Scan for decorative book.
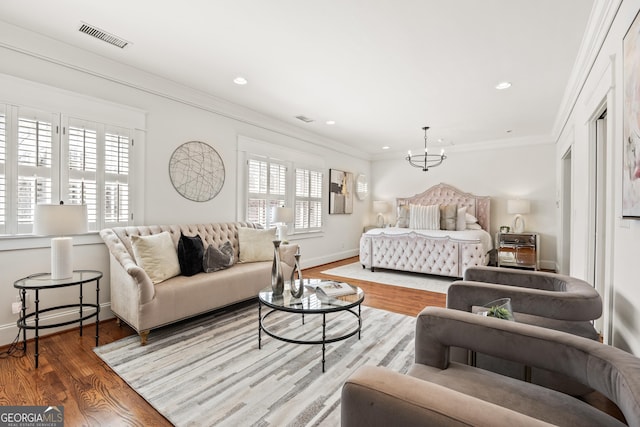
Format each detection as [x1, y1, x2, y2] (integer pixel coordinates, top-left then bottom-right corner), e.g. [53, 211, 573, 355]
[315, 281, 356, 297]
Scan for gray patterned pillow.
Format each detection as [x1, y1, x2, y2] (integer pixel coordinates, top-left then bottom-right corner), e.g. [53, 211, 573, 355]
[203, 241, 235, 273]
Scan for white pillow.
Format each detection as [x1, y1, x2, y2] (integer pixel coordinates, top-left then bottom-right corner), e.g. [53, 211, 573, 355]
[456, 206, 467, 231]
[465, 212, 479, 224]
[238, 227, 277, 262]
[131, 231, 181, 284]
[409, 204, 440, 230]
[466, 223, 482, 230]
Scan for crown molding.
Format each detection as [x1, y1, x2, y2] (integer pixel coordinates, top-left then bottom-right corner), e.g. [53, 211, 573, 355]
[552, 0, 623, 141]
[0, 20, 370, 161]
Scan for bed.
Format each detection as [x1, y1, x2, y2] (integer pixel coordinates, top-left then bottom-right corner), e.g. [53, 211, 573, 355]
[359, 183, 492, 278]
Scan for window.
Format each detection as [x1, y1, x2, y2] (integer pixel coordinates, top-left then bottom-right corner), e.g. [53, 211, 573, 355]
[246, 157, 287, 228]
[295, 168, 323, 231]
[0, 105, 134, 235]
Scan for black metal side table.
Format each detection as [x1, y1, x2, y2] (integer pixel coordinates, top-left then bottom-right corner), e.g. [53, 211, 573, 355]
[13, 270, 103, 368]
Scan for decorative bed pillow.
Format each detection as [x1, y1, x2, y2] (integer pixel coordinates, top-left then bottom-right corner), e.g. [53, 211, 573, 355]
[465, 212, 481, 229]
[439, 204, 457, 231]
[456, 206, 467, 231]
[203, 241, 234, 272]
[131, 231, 181, 284]
[395, 205, 410, 228]
[238, 227, 277, 262]
[467, 223, 483, 230]
[409, 204, 440, 230]
[178, 233, 204, 277]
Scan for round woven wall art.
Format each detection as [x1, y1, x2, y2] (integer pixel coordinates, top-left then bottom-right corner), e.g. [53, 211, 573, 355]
[169, 141, 225, 202]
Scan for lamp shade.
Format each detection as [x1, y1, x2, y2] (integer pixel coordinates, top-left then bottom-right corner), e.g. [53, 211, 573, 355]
[272, 206, 294, 224]
[507, 199, 530, 215]
[373, 200, 390, 214]
[34, 204, 88, 236]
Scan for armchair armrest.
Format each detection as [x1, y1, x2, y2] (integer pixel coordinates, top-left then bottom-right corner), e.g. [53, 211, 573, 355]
[342, 365, 551, 426]
[446, 280, 601, 321]
[414, 307, 640, 425]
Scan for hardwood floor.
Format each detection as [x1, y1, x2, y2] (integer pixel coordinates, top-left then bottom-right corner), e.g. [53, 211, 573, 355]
[0, 257, 623, 425]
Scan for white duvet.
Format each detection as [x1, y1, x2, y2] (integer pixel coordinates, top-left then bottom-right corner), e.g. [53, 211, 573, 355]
[364, 227, 493, 251]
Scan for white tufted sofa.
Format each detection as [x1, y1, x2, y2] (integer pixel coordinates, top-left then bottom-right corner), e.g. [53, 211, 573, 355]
[359, 183, 491, 278]
[100, 222, 297, 344]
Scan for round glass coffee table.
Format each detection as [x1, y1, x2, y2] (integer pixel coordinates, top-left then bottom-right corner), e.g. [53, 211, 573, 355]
[258, 279, 364, 372]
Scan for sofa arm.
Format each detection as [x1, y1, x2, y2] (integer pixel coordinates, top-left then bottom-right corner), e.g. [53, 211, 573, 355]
[341, 366, 551, 426]
[100, 228, 155, 304]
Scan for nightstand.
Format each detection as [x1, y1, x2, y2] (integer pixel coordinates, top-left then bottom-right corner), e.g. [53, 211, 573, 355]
[496, 232, 539, 270]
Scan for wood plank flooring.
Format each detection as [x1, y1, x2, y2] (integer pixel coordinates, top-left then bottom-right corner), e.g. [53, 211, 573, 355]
[0, 257, 623, 425]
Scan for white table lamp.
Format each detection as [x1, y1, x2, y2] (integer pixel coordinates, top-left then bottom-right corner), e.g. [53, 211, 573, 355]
[34, 203, 88, 280]
[373, 200, 390, 227]
[507, 199, 530, 234]
[272, 206, 294, 242]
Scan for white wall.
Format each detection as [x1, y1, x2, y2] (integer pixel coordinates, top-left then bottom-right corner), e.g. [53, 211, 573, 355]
[371, 140, 557, 269]
[556, 0, 640, 355]
[0, 22, 370, 346]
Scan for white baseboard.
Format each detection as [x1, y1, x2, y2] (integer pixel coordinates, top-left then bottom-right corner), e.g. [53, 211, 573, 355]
[301, 249, 359, 269]
[0, 302, 113, 348]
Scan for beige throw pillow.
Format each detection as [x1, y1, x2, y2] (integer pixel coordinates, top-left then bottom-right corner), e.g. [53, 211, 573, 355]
[131, 231, 181, 284]
[238, 227, 277, 263]
[439, 204, 457, 231]
[409, 204, 440, 230]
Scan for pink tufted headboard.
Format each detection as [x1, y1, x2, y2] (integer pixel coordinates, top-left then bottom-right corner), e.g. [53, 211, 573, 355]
[396, 183, 491, 232]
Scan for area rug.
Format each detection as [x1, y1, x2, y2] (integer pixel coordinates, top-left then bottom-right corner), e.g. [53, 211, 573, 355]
[322, 262, 455, 294]
[94, 303, 415, 426]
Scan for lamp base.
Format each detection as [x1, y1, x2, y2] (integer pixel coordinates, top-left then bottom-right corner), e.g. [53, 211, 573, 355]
[277, 224, 289, 243]
[512, 215, 525, 234]
[51, 237, 73, 280]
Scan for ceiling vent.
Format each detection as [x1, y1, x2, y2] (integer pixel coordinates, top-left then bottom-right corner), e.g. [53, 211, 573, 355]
[295, 115, 314, 123]
[78, 22, 129, 49]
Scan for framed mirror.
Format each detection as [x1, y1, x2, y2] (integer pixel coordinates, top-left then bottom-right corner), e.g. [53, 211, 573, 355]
[356, 174, 368, 200]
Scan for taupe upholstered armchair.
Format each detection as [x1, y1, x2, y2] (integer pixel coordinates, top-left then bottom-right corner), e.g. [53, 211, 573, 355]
[341, 307, 640, 427]
[446, 266, 603, 394]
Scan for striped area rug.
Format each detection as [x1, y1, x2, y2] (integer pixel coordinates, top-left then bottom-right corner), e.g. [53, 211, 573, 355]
[94, 302, 416, 426]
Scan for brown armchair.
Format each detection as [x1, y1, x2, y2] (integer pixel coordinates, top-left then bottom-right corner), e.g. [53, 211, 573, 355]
[342, 307, 640, 426]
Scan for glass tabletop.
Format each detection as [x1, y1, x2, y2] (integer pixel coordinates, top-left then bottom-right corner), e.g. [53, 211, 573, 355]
[14, 270, 103, 289]
[259, 278, 364, 313]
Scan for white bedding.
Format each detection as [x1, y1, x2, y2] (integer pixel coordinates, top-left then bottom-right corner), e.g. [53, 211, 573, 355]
[364, 227, 493, 251]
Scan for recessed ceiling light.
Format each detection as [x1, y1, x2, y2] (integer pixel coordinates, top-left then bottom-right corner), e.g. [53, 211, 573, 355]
[233, 76, 248, 85]
[382, 146, 390, 150]
[495, 81, 512, 90]
[325, 120, 336, 125]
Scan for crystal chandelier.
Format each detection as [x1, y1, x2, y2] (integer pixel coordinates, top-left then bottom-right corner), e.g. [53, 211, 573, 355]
[405, 126, 446, 171]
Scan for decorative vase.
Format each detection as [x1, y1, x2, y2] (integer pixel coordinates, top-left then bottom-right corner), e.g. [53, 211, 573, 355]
[271, 240, 284, 296]
[477, 298, 514, 321]
[289, 250, 304, 298]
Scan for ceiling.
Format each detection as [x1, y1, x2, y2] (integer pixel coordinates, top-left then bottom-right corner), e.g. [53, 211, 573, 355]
[0, 0, 594, 155]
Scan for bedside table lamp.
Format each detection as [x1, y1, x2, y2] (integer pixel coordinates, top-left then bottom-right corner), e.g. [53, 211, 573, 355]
[34, 203, 88, 280]
[507, 199, 530, 234]
[272, 206, 294, 242]
[373, 200, 390, 227]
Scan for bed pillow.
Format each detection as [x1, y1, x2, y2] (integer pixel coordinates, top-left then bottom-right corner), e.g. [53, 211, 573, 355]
[439, 204, 457, 231]
[203, 241, 235, 272]
[467, 223, 483, 230]
[131, 231, 181, 284]
[409, 204, 440, 230]
[395, 205, 410, 228]
[177, 233, 204, 277]
[456, 206, 467, 231]
[238, 227, 277, 262]
[465, 212, 481, 229]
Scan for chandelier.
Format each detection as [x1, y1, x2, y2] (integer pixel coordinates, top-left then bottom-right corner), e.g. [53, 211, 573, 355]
[405, 126, 446, 171]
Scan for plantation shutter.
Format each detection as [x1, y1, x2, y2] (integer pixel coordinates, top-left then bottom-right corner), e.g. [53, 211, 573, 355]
[246, 157, 287, 228]
[17, 111, 55, 233]
[67, 123, 98, 228]
[104, 130, 130, 225]
[295, 168, 323, 231]
[0, 109, 5, 234]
